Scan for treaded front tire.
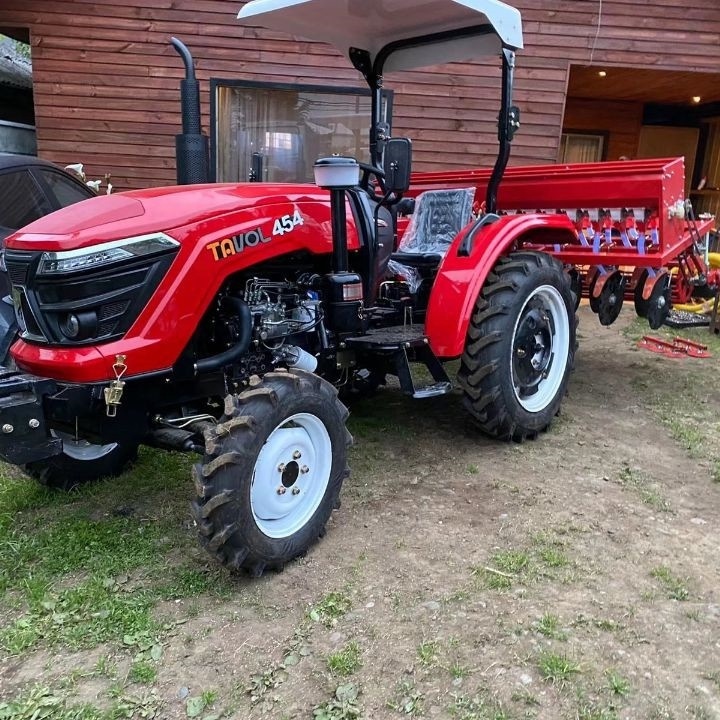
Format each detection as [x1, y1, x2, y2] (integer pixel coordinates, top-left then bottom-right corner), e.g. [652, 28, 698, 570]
[191, 369, 351, 577]
[457, 251, 577, 441]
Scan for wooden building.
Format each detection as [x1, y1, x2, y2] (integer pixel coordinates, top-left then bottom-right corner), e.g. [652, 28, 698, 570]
[1, 0, 719, 214]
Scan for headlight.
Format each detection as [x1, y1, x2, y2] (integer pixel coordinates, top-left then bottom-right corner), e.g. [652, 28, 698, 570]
[37, 232, 180, 275]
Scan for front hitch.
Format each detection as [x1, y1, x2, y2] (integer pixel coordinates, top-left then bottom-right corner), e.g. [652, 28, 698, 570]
[0, 369, 62, 465]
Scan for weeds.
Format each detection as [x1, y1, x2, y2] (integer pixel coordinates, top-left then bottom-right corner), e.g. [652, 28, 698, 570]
[327, 641, 362, 676]
[313, 683, 361, 720]
[649, 566, 689, 601]
[388, 680, 424, 716]
[618, 465, 671, 512]
[417, 640, 439, 667]
[605, 669, 630, 696]
[534, 613, 567, 640]
[310, 591, 352, 627]
[537, 651, 580, 687]
[448, 692, 510, 719]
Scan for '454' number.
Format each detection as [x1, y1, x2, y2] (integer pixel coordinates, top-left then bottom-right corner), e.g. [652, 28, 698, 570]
[273, 209, 304, 236]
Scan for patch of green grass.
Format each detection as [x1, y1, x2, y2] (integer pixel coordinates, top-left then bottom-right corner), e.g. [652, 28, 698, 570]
[310, 591, 352, 627]
[0, 685, 105, 720]
[449, 660, 470, 680]
[417, 640, 439, 667]
[448, 692, 510, 719]
[0, 577, 160, 653]
[605, 669, 630, 697]
[491, 550, 530, 574]
[537, 651, 580, 687]
[539, 547, 569, 567]
[650, 566, 689, 601]
[535, 613, 567, 640]
[577, 703, 618, 720]
[129, 659, 157, 684]
[618, 465, 671, 512]
[472, 549, 531, 590]
[327, 641, 362, 676]
[466, 464, 479, 475]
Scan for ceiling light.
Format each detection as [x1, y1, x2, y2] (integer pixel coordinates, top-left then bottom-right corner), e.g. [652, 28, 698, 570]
[692, 96, 702, 104]
[598, 70, 607, 78]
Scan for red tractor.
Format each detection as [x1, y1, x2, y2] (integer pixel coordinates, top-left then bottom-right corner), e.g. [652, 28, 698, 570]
[0, 0, 710, 575]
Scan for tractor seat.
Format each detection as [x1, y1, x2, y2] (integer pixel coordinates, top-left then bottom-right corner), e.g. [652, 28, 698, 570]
[391, 187, 475, 268]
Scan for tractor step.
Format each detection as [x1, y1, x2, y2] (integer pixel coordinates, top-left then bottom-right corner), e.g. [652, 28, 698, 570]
[346, 326, 452, 399]
[345, 324, 428, 350]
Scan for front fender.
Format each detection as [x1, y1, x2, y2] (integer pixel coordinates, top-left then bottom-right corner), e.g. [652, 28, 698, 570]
[425, 213, 577, 358]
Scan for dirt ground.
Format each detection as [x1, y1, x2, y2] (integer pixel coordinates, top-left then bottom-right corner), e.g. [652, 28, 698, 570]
[1, 305, 720, 719]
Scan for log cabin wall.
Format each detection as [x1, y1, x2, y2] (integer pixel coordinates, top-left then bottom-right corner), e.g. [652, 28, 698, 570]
[0, 0, 718, 191]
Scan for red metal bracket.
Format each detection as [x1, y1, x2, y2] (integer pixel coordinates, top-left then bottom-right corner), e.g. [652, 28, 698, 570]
[638, 335, 711, 358]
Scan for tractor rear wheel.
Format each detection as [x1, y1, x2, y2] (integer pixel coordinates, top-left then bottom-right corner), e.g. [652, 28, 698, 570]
[458, 251, 577, 441]
[191, 369, 351, 576]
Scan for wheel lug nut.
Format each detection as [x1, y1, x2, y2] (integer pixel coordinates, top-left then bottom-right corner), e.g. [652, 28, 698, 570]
[291, 487, 300, 495]
[277, 486, 286, 495]
[301, 465, 309, 474]
[292, 450, 301, 459]
[277, 463, 285, 473]
[516, 348, 526, 358]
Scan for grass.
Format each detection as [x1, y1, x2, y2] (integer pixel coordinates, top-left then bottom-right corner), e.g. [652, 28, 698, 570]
[605, 669, 630, 697]
[417, 640, 439, 667]
[537, 651, 580, 687]
[327, 641, 362, 676]
[388, 680, 424, 716]
[535, 613, 567, 640]
[649, 566, 690, 601]
[448, 692, 510, 719]
[309, 591, 352, 627]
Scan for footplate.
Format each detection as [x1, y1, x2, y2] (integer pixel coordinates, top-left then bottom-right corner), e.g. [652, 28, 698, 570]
[345, 326, 452, 398]
[0, 369, 62, 464]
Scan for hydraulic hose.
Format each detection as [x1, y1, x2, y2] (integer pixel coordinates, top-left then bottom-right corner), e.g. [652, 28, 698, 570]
[194, 297, 252, 374]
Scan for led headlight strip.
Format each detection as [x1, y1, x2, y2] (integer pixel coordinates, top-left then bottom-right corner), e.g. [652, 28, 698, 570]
[37, 232, 180, 275]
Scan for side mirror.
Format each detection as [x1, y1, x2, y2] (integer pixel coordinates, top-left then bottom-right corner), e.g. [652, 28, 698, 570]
[383, 138, 412, 194]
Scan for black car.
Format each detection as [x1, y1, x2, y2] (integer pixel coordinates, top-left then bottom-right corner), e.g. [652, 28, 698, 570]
[0, 153, 97, 363]
[0, 153, 96, 243]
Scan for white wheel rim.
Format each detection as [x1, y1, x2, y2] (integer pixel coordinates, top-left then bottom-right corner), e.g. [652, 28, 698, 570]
[510, 284, 570, 413]
[250, 412, 332, 539]
[52, 430, 118, 461]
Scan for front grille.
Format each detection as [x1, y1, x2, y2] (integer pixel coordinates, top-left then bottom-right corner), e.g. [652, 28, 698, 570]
[18, 250, 177, 346]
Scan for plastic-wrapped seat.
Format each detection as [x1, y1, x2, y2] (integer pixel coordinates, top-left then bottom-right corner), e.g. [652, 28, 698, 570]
[392, 187, 474, 262]
[389, 187, 474, 291]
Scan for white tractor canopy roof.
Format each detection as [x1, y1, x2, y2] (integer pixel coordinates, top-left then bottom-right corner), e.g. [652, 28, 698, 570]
[237, 0, 523, 73]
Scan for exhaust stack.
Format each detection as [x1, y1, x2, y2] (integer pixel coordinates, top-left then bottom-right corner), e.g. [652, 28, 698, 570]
[171, 37, 210, 184]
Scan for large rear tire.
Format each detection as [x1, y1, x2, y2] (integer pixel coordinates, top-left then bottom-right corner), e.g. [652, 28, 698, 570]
[457, 251, 577, 441]
[191, 369, 351, 576]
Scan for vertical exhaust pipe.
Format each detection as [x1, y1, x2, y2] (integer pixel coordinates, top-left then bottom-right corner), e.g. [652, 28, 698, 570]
[171, 37, 210, 184]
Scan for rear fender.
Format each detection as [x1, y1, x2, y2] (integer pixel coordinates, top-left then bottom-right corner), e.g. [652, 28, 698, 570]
[425, 213, 577, 358]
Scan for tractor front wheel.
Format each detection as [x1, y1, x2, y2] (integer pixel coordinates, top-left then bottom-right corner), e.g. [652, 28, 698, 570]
[458, 251, 577, 441]
[191, 369, 351, 576]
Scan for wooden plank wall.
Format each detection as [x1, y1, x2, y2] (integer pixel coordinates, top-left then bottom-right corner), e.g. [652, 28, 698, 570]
[563, 98, 644, 161]
[0, 0, 718, 191]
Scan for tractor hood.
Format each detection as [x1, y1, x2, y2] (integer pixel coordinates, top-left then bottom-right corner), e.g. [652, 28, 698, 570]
[238, 0, 523, 72]
[6, 182, 328, 251]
